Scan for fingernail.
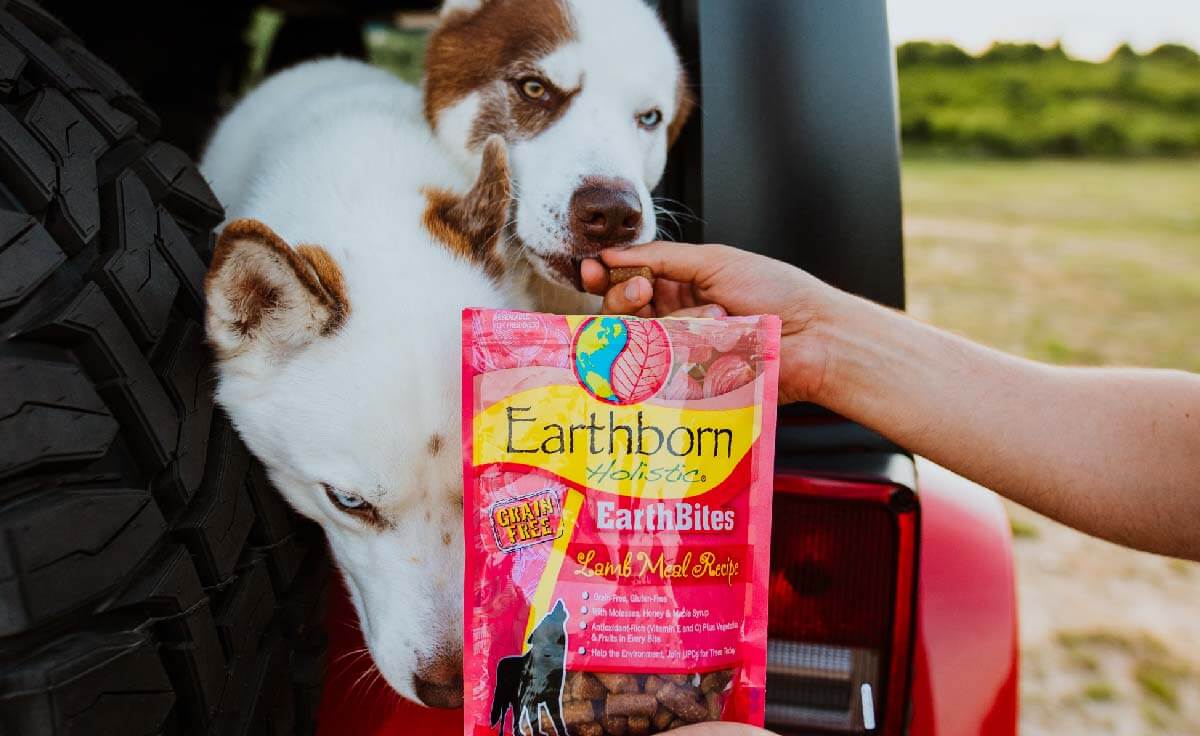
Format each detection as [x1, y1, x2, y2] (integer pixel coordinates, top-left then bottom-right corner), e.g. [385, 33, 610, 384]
[705, 305, 725, 318]
[624, 279, 642, 301]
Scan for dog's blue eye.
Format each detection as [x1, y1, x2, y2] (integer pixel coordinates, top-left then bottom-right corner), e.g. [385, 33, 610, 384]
[323, 484, 370, 513]
[637, 109, 663, 130]
[335, 492, 363, 508]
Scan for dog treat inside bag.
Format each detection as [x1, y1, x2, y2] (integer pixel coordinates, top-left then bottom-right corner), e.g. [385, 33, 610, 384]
[463, 309, 781, 735]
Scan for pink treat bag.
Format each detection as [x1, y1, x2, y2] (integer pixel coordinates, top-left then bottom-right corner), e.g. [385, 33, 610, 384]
[463, 309, 781, 736]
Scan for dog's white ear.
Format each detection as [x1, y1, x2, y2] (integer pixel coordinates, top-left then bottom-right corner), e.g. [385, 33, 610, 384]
[205, 219, 350, 364]
[422, 135, 512, 281]
[439, 0, 489, 18]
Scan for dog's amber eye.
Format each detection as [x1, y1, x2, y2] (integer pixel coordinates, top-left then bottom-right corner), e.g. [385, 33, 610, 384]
[637, 108, 663, 130]
[517, 77, 550, 103]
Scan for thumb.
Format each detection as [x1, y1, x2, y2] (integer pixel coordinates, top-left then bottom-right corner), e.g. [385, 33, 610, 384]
[602, 275, 654, 316]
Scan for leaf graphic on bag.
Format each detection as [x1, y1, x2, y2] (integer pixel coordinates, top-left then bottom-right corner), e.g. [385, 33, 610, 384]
[611, 319, 671, 402]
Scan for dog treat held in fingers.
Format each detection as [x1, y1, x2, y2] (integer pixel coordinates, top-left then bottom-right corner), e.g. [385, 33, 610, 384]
[609, 266, 655, 285]
[464, 310, 781, 735]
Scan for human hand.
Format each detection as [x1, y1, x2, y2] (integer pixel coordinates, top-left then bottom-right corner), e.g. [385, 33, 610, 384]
[581, 242, 845, 405]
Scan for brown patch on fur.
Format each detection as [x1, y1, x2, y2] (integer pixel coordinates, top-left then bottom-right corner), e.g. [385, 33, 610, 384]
[422, 135, 512, 280]
[425, 0, 577, 141]
[466, 77, 581, 149]
[427, 434, 445, 455]
[295, 244, 350, 333]
[207, 219, 351, 342]
[442, 532, 452, 546]
[667, 71, 695, 147]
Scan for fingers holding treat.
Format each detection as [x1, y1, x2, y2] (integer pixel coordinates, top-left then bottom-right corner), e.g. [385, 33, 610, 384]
[600, 274, 655, 317]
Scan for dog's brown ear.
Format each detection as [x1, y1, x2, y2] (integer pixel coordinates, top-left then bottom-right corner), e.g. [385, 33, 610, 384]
[205, 219, 350, 363]
[667, 71, 695, 147]
[422, 135, 511, 281]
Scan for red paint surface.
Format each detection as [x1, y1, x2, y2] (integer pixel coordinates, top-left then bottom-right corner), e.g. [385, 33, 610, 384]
[907, 459, 1019, 736]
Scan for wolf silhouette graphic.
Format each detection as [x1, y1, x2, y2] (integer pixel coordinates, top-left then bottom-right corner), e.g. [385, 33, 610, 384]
[490, 600, 569, 736]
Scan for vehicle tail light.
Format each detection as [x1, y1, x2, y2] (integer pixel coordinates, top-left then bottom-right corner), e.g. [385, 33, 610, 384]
[766, 474, 917, 734]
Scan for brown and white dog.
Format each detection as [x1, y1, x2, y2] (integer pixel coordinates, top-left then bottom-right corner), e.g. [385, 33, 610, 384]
[426, 0, 692, 307]
[198, 0, 690, 709]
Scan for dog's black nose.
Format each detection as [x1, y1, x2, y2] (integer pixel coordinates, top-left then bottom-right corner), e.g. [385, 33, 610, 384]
[413, 651, 464, 708]
[569, 178, 643, 251]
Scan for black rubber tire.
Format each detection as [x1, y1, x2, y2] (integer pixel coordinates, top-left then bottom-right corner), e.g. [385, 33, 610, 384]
[0, 2, 330, 735]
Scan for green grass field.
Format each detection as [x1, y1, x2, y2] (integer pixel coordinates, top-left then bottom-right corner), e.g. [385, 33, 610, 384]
[898, 43, 1200, 157]
[902, 158, 1200, 372]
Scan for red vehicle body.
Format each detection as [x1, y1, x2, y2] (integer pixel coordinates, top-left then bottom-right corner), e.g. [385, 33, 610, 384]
[315, 456, 1018, 735]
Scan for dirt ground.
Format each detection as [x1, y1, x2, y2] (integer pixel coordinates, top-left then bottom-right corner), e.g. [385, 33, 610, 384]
[902, 158, 1200, 735]
[1007, 502, 1200, 735]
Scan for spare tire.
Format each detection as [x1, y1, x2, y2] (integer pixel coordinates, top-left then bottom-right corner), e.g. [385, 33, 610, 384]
[0, 2, 329, 734]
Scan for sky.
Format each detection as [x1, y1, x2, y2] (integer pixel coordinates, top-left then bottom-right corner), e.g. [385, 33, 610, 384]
[887, 0, 1200, 61]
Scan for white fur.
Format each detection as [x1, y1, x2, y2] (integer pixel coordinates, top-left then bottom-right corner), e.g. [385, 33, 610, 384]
[434, 94, 483, 173]
[429, 0, 685, 303]
[201, 58, 529, 704]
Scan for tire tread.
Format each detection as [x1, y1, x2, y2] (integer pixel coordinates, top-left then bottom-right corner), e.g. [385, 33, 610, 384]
[0, 4, 327, 734]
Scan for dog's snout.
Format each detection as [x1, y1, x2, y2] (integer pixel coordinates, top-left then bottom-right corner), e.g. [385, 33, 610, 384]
[569, 178, 643, 250]
[413, 650, 464, 709]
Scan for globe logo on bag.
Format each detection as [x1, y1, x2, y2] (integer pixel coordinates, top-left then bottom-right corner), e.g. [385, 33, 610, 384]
[571, 316, 671, 404]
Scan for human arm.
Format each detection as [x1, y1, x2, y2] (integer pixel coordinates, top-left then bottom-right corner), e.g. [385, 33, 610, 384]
[583, 244, 1200, 561]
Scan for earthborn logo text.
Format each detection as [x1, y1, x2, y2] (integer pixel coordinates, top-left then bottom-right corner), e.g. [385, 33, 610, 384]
[572, 316, 671, 405]
[490, 489, 564, 552]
